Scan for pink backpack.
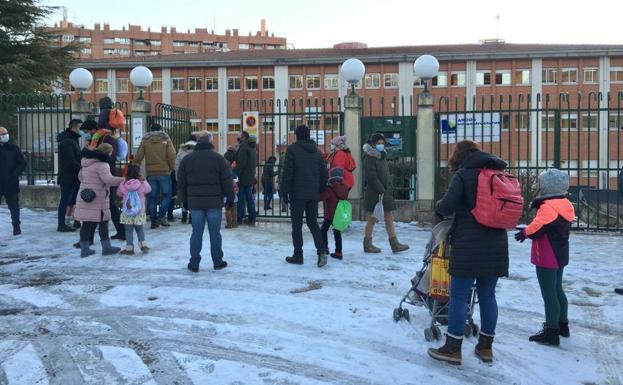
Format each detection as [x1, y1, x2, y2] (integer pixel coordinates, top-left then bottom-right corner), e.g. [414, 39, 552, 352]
[471, 169, 524, 230]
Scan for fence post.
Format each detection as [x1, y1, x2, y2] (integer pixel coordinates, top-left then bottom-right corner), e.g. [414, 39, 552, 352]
[344, 94, 363, 200]
[554, 109, 561, 169]
[416, 91, 435, 201]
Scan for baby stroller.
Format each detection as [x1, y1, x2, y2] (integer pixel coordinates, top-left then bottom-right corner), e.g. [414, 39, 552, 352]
[392, 219, 479, 342]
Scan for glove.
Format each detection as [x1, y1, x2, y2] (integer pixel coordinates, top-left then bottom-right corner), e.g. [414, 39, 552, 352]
[514, 230, 527, 243]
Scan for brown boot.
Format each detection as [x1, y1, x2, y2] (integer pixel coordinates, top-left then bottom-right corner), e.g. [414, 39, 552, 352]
[232, 206, 238, 228]
[389, 237, 409, 253]
[363, 237, 381, 253]
[475, 333, 494, 363]
[225, 207, 233, 229]
[428, 334, 463, 365]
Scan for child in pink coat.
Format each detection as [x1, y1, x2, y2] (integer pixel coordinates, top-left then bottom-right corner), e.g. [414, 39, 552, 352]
[117, 164, 152, 255]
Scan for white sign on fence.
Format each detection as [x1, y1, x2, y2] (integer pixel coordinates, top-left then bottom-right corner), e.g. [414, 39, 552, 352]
[132, 117, 143, 147]
[310, 130, 325, 145]
[439, 113, 501, 143]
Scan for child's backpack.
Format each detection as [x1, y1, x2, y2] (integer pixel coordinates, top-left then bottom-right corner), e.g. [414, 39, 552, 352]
[108, 108, 126, 130]
[333, 200, 353, 231]
[122, 189, 142, 217]
[471, 169, 523, 230]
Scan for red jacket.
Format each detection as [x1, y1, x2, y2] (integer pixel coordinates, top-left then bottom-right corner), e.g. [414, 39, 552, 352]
[320, 180, 350, 220]
[329, 149, 356, 189]
[525, 198, 575, 268]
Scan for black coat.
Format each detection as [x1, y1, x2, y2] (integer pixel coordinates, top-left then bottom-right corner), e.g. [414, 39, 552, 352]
[262, 161, 275, 185]
[281, 139, 327, 201]
[234, 140, 257, 187]
[436, 150, 509, 278]
[177, 141, 235, 210]
[56, 130, 82, 188]
[0, 141, 26, 196]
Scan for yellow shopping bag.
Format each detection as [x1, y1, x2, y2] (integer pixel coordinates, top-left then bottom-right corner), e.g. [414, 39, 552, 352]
[429, 240, 451, 301]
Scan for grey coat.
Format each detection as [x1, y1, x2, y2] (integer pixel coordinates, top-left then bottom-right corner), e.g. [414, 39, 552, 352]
[363, 144, 396, 212]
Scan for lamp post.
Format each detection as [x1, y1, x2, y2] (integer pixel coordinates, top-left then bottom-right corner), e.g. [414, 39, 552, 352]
[414, 54, 439, 92]
[130, 65, 153, 101]
[340, 58, 365, 95]
[69, 68, 93, 120]
[129, 66, 154, 152]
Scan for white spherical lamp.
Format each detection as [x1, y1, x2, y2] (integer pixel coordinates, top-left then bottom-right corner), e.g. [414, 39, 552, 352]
[340, 58, 365, 94]
[414, 55, 439, 91]
[69, 68, 93, 100]
[130, 66, 153, 100]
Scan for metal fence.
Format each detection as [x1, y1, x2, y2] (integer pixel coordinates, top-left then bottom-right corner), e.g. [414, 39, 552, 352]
[240, 98, 344, 218]
[152, 103, 196, 151]
[435, 92, 623, 231]
[0, 93, 73, 184]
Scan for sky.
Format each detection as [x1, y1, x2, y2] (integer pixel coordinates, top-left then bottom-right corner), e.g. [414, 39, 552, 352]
[43, 0, 623, 48]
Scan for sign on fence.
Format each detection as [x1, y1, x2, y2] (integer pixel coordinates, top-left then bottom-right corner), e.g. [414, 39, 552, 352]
[439, 113, 501, 143]
[131, 117, 143, 147]
[243, 111, 259, 143]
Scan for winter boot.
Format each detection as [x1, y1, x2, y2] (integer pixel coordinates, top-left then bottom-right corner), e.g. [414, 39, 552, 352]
[159, 218, 170, 227]
[214, 260, 228, 270]
[150, 218, 160, 229]
[529, 325, 560, 346]
[101, 239, 121, 256]
[225, 207, 233, 229]
[140, 241, 150, 254]
[57, 224, 77, 232]
[475, 334, 494, 363]
[12, 224, 21, 236]
[80, 241, 96, 258]
[187, 263, 199, 273]
[181, 210, 188, 224]
[428, 334, 463, 365]
[389, 237, 409, 253]
[330, 252, 343, 260]
[231, 207, 238, 228]
[74, 240, 93, 249]
[559, 322, 570, 338]
[363, 237, 381, 253]
[120, 246, 135, 256]
[317, 253, 328, 268]
[285, 255, 304, 265]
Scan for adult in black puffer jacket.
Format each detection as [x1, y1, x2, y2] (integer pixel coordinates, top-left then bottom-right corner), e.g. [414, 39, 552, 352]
[428, 140, 509, 366]
[281, 125, 328, 267]
[56, 119, 83, 231]
[234, 132, 257, 225]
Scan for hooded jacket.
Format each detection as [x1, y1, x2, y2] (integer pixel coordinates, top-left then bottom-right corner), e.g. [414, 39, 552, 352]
[281, 139, 327, 201]
[56, 129, 82, 187]
[116, 178, 152, 216]
[133, 130, 176, 176]
[234, 139, 257, 187]
[436, 150, 509, 278]
[525, 197, 575, 268]
[320, 179, 350, 220]
[362, 144, 396, 212]
[175, 140, 196, 174]
[329, 149, 356, 189]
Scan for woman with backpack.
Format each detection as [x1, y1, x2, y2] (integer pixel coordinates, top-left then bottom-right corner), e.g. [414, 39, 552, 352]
[427, 140, 509, 365]
[117, 164, 152, 255]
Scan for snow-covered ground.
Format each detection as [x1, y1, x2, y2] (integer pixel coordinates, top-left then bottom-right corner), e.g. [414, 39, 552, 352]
[0, 207, 621, 385]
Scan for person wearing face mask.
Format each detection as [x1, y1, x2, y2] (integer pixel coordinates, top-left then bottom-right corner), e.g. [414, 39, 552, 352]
[326, 136, 356, 191]
[56, 119, 83, 232]
[0, 126, 27, 236]
[362, 132, 409, 253]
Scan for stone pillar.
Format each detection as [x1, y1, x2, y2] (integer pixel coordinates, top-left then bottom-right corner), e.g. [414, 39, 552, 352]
[416, 90, 435, 201]
[599, 56, 611, 188]
[344, 93, 363, 200]
[131, 99, 151, 152]
[217, 67, 228, 153]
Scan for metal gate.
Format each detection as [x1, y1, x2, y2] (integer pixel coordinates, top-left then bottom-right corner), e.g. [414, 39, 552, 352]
[152, 103, 195, 150]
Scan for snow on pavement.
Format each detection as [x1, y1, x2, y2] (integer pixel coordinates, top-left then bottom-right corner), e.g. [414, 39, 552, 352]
[0, 207, 621, 385]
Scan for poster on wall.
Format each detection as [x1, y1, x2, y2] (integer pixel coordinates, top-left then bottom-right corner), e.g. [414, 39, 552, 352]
[243, 111, 260, 144]
[439, 113, 501, 143]
[131, 117, 143, 147]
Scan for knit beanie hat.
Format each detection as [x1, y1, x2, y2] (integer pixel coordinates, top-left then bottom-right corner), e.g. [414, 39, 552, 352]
[328, 167, 344, 183]
[537, 168, 569, 199]
[95, 142, 113, 155]
[331, 135, 347, 149]
[295, 125, 310, 140]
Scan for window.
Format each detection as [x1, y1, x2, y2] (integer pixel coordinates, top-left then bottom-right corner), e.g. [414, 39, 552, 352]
[239, 43, 249, 49]
[581, 160, 599, 177]
[189, 77, 202, 92]
[365, 73, 381, 89]
[496, 70, 511, 85]
[81, 48, 92, 55]
[206, 120, 219, 132]
[134, 40, 145, 45]
[610, 67, 623, 83]
[103, 48, 115, 56]
[228, 123, 242, 131]
[584, 68, 598, 84]
[135, 50, 146, 56]
[561, 68, 578, 84]
[609, 113, 622, 131]
[118, 48, 130, 56]
[450, 71, 466, 87]
[561, 114, 578, 130]
[306, 75, 321, 89]
[476, 71, 491, 86]
[172, 78, 185, 92]
[541, 114, 555, 129]
[413, 75, 425, 87]
[189, 41, 199, 48]
[114, 37, 130, 45]
[245, 76, 258, 90]
[190, 120, 202, 130]
[262, 117, 274, 132]
[150, 40, 161, 46]
[149, 78, 162, 92]
[104, 37, 115, 44]
[78, 36, 91, 43]
[384, 73, 398, 88]
[262, 76, 275, 90]
[150, 51, 159, 56]
[289, 75, 303, 89]
[542, 68, 557, 84]
[324, 116, 339, 132]
[228, 76, 241, 91]
[515, 69, 530, 85]
[116, 78, 129, 93]
[288, 117, 303, 131]
[324, 74, 338, 89]
[205, 77, 218, 91]
[501, 114, 511, 130]
[95, 79, 108, 93]
[432, 72, 448, 87]
[582, 113, 598, 131]
[515, 113, 530, 130]
[173, 41, 185, 47]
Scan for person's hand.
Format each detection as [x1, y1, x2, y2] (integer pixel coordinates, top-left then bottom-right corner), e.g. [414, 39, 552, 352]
[514, 230, 527, 243]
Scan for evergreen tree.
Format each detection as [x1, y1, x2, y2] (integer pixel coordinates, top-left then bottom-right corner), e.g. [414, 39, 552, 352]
[0, 0, 79, 94]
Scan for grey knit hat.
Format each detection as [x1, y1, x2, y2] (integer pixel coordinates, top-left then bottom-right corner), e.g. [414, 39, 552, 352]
[537, 169, 569, 199]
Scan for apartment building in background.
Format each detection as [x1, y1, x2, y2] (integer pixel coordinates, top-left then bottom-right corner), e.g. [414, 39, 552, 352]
[49, 19, 287, 59]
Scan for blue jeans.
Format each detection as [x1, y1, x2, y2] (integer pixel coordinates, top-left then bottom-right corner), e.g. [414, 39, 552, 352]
[147, 175, 172, 221]
[57, 184, 77, 227]
[237, 186, 256, 223]
[189, 208, 224, 268]
[447, 276, 499, 338]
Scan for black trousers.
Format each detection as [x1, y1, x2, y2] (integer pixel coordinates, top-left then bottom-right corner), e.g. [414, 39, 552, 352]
[0, 192, 20, 226]
[321, 219, 342, 253]
[290, 199, 323, 257]
[109, 187, 124, 236]
[80, 220, 109, 242]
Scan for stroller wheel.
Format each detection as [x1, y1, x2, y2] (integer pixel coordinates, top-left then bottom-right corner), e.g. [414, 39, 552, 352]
[393, 308, 403, 322]
[402, 308, 410, 322]
[463, 324, 473, 338]
[472, 323, 480, 337]
[424, 328, 435, 342]
[432, 326, 442, 340]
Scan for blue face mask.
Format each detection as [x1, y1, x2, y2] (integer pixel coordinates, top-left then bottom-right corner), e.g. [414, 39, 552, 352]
[81, 131, 92, 141]
[375, 144, 385, 152]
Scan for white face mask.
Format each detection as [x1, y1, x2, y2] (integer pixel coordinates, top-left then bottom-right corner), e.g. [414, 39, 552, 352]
[330, 144, 337, 151]
[0, 134, 9, 143]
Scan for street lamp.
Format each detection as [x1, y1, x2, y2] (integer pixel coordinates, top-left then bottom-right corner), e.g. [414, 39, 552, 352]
[130, 66, 153, 100]
[340, 58, 365, 95]
[414, 54, 439, 92]
[69, 68, 93, 101]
